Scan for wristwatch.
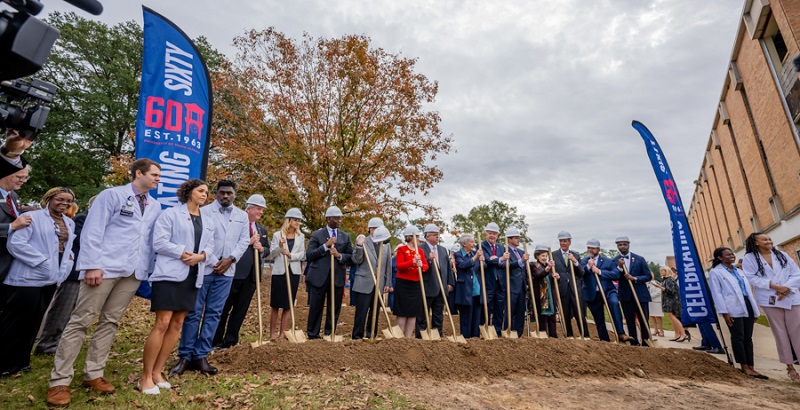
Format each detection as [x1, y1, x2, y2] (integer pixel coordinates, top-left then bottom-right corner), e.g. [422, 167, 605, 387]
[229, 256, 237, 263]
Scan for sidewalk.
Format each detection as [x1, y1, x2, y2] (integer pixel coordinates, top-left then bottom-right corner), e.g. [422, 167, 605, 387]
[595, 319, 791, 381]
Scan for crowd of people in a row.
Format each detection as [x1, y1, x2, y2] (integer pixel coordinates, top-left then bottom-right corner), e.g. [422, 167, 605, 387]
[0, 158, 798, 407]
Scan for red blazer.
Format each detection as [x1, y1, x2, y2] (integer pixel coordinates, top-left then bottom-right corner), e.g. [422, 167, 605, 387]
[395, 244, 428, 281]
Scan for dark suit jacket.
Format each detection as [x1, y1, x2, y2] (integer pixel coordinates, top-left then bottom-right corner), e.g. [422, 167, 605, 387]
[305, 227, 353, 288]
[0, 190, 21, 282]
[234, 222, 269, 281]
[552, 249, 586, 298]
[454, 250, 484, 306]
[66, 213, 87, 281]
[580, 255, 619, 302]
[611, 252, 652, 303]
[421, 241, 455, 297]
[501, 246, 527, 295]
[480, 241, 505, 292]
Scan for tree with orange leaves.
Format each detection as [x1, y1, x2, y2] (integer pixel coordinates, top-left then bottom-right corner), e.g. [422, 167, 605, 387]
[209, 28, 452, 233]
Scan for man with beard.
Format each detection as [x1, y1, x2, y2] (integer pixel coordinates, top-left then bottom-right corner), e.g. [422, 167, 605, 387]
[581, 239, 629, 342]
[612, 236, 652, 346]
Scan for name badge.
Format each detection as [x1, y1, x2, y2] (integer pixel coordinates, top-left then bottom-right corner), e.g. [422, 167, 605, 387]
[120, 209, 134, 217]
[769, 295, 776, 305]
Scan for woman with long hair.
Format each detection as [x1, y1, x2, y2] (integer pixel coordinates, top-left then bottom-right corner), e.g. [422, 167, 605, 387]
[742, 232, 800, 382]
[0, 187, 76, 377]
[140, 179, 214, 394]
[709, 246, 767, 379]
[661, 267, 688, 342]
[267, 208, 306, 340]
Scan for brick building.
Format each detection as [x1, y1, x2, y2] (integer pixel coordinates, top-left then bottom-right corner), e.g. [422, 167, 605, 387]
[688, 0, 800, 269]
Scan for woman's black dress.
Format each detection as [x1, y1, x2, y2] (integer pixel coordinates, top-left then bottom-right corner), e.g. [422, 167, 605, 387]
[151, 214, 202, 312]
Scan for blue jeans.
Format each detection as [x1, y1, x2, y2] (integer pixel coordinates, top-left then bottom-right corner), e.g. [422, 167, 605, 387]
[179, 274, 233, 360]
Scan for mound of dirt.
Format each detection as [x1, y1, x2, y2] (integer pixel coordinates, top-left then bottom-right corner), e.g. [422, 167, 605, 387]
[214, 266, 742, 384]
[213, 337, 741, 383]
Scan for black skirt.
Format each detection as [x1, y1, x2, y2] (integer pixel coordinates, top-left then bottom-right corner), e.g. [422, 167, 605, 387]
[393, 277, 422, 318]
[150, 269, 199, 312]
[270, 269, 300, 309]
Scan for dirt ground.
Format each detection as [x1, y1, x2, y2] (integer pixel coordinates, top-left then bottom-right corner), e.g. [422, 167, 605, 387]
[203, 267, 800, 409]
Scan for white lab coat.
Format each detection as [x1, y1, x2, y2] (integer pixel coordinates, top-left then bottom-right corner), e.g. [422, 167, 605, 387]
[4, 209, 76, 287]
[149, 203, 215, 288]
[742, 251, 800, 309]
[267, 231, 305, 276]
[200, 201, 250, 277]
[708, 264, 759, 318]
[76, 184, 162, 280]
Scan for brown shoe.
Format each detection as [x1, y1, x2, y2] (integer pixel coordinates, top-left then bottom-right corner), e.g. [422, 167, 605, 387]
[619, 334, 634, 343]
[46, 385, 71, 407]
[82, 377, 115, 394]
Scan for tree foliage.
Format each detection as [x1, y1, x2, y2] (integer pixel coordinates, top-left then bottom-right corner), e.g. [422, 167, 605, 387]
[208, 28, 452, 232]
[450, 201, 530, 242]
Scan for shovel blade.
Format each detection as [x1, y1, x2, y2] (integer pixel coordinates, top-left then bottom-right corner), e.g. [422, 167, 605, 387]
[324, 334, 344, 343]
[287, 330, 307, 344]
[250, 339, 268, 348]
[427, 330, 441, 341]
[390, 326, 404, 338]
[381, 328, 396, 339]
[480, 326, 498, 340]
[503, 330, 519, 339]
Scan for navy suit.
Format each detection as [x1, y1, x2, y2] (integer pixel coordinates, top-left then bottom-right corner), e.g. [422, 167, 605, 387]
[581, 255, 621, 342]
[553, 249, 588, 337]
[611, 252, 652, 345]
[480, 241, 505, 333]
[504, 246, 527, 337]
[454, 250, 483, 338]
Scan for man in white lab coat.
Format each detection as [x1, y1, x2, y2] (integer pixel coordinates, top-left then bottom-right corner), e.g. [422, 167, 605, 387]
[46, 159, 163, 407]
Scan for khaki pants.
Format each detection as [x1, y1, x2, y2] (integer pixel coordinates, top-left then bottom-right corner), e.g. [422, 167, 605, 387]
[49, 274, 140, 387]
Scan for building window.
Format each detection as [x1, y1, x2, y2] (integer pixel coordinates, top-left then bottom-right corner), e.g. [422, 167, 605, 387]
[764, 17, 789, 67]
[773, 30, 788, 63]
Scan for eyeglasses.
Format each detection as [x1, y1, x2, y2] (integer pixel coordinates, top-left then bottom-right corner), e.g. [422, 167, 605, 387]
[15, 175, 30, 182]
[52, 197, 74, 204]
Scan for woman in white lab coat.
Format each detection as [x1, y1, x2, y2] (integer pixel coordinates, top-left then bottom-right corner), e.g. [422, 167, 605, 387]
[708, 247, 767, 379]
[742, 233, 800, 382]
[0, 187, 76, 377]
[140, 179, 215, 394]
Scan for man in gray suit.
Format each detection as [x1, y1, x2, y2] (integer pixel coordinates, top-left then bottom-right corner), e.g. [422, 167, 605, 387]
[305, 206, 354, 339]
[416, 224, 455, 337]
[350, 224, 392, 339]
[552, 231, 588, 338]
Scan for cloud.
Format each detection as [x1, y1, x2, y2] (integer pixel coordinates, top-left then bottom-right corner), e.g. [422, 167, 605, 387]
[44, 0, 742, 263]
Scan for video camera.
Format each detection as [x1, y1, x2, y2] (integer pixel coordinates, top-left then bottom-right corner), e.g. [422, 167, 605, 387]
[0, 0, 102, 140]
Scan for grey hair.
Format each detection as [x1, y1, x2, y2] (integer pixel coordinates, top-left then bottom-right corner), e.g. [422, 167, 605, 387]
[458, 234, 475, 247]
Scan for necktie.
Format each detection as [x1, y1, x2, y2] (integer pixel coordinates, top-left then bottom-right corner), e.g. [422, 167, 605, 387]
[136, 193, 147, 214]
[512, 247, 520, 259]
[491, 244, 496, 256]
[220, 206, 231, 213]
[5, 194, 16, 218]
[563, 251, 569, 264]
[332, 229, 337, 238]
[250, 223, 254, 236]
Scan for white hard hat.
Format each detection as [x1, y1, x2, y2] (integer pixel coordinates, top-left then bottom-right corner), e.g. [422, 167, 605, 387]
[423, 224, 439, 234]
[245, 194, 266, 208]
[325, 206, 343, 217]
[484, 222, 500, 233]
[586, 238, 601, 248]
[534, 244, 549, 252]
[557, 231, 572, 240]
[450, 243, 461, 253]
[505, 227, 521, 238]
[402, 225, 420, 237]
[615, 236, 630, 243]
[373, 226, 391, 243]
[284, 208, 304, 220]
[368, 217, 384, 228]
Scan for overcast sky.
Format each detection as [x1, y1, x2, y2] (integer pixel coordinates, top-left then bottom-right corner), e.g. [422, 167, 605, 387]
[42, 0, 743, 263]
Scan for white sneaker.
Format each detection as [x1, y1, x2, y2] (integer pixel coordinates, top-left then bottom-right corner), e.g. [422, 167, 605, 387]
[156, 381, 171, 390]
[138, 382, 160, 395]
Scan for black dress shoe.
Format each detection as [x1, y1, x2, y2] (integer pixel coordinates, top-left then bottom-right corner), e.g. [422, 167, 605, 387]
[707, 348, 725, 355]
[692, 346, 711, 351]
[193, 358, 218, 375]
[168, 358, 192, 377]
[0, 365, 28, 378]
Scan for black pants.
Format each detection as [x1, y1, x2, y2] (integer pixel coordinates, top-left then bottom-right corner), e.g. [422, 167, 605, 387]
[538, 313, 557, 338]
[729, 301, 756, 366]
[306, 281, 343, 339]
[560, 286, 589, 337]
[621, 299, 650, 345]
[480, 282, 495, 327]
[491, 278, 505, 333]
[351, 290, 379, 339]
[458, 297, 481, 338]
[587, 297, 610, 341]
[0, 284, 57, 373]
[213, 278, 257, 348]
[416, 290, 444, 337]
